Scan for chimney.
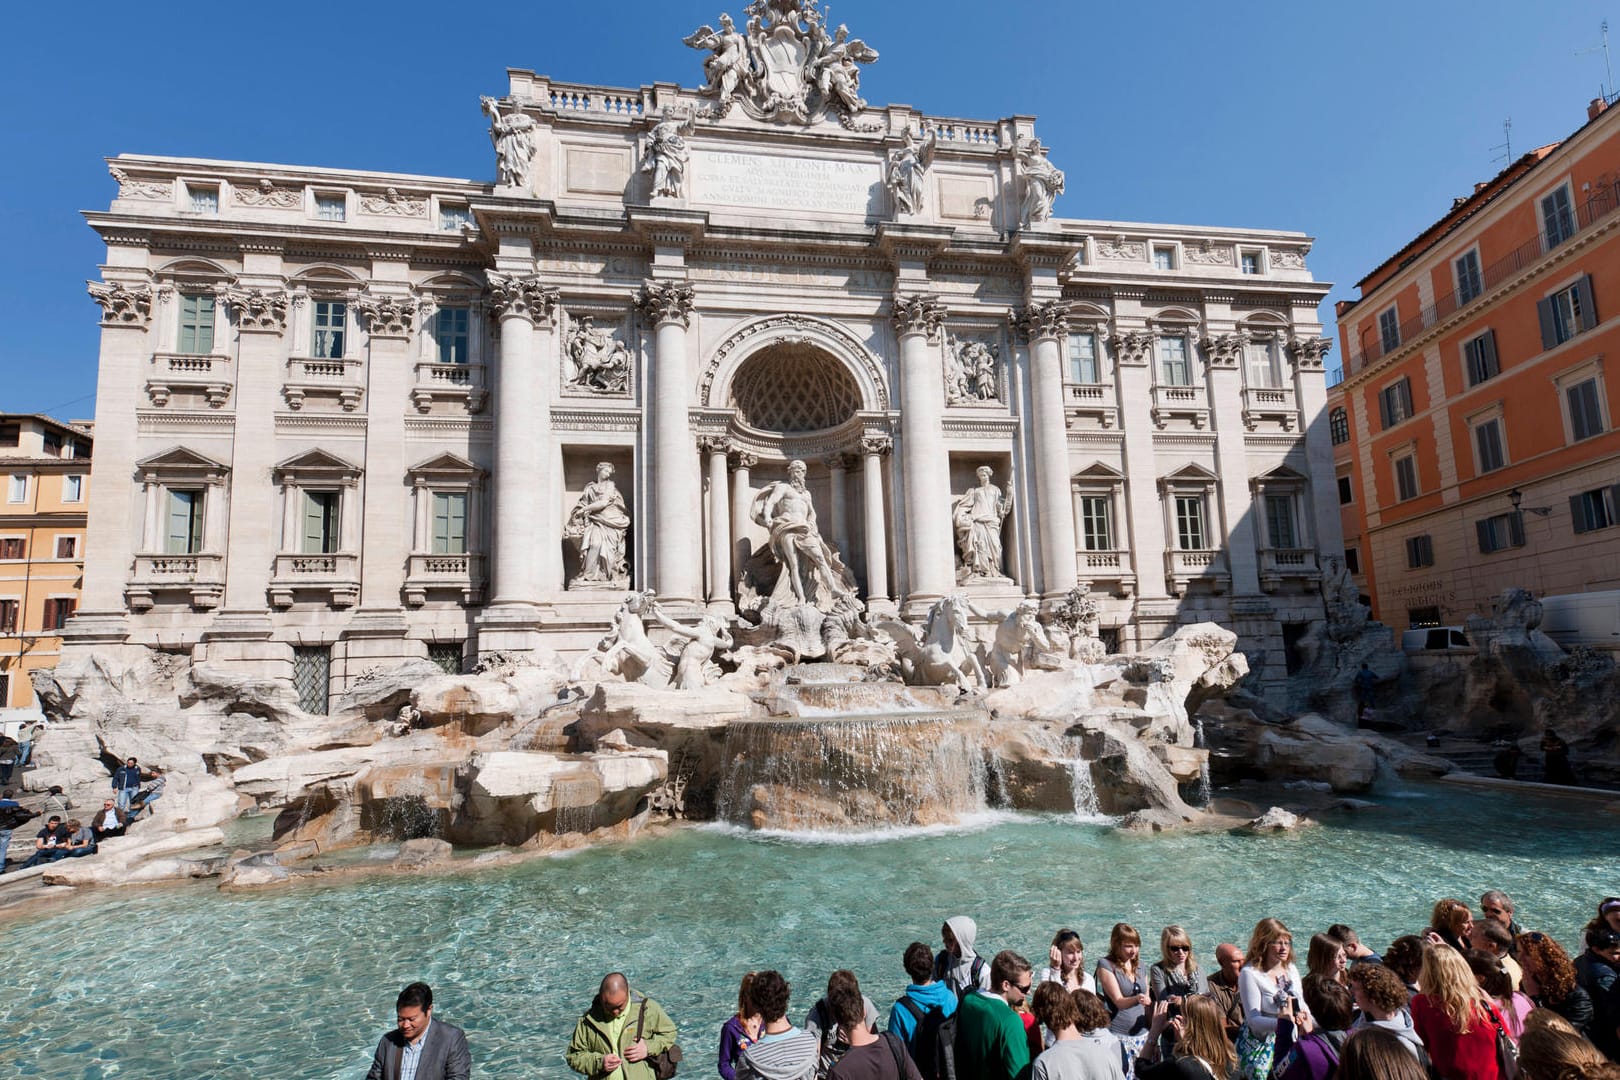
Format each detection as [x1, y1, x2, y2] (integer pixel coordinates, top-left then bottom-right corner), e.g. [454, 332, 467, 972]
[1590, 97, 1609, 122]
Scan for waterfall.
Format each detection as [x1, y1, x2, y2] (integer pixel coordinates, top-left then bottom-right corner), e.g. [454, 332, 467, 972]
[1066, 736, 1101, 818]
[1192, 717, 1213, 807]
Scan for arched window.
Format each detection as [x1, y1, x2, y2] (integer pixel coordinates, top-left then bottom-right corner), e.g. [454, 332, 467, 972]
[1329, 406, 1350, 445]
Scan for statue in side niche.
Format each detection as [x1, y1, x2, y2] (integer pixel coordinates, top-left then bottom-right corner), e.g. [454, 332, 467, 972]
[641, 112, 694, 199]
[564, 462, 631, 589]
[953, 466, 1014, 581]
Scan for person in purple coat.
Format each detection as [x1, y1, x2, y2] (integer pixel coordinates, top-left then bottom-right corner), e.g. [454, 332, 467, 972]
[719, 972, 762, 1080]
[1272, 980, 1354, 1080]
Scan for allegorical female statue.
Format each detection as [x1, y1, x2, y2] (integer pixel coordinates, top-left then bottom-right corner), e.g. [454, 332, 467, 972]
[564, 462, 630, 588]
[953, 466, 1013, 581]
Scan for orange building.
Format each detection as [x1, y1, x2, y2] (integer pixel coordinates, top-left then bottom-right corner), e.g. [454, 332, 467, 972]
[0, 414, 93, 707]
[1331, 97, 1620, 632]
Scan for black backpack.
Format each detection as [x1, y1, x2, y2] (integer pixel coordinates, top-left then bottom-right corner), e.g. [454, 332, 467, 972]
[895, 996, 957, 1080]
[932, 954, 986, 1002]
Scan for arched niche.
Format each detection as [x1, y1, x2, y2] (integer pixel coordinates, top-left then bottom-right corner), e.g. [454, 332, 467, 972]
[700, 313, 889, 415]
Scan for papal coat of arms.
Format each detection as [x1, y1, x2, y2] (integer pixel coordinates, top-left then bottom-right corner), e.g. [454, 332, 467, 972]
[684, 0, 878, 124]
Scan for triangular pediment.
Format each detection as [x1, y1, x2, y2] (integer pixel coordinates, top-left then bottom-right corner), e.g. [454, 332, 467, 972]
[1073, 461, 1125, 481]
[407, 451, 482, 478]
[273, 447, 360, 477]
[1256, 464, 1308, 483]
[1161, 461, 1219, 483]
[135, 446, 229, 472]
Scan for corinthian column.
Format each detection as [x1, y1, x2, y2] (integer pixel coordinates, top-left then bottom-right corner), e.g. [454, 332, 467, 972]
[701, 435, 733, 612]
[825, 453, 852, 557]
[860, 434, 892, 606]
[641, 281, 700, 604]
[484, 273, 558, 616]
[893, 293, 954, 606]
[1020, 301, 1079, 596]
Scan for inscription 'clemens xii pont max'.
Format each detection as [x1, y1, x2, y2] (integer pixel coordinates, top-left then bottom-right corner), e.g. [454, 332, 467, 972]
[690, 150, 882, 215]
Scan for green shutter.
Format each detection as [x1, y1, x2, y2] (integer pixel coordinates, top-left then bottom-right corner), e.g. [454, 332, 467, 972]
[303, 492, 337, 554]
[433, 493, 467, 554]
[166, 491, 197, 554]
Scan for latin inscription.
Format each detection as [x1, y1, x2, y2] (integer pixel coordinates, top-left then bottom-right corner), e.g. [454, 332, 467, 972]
[691, 150, 881, 215]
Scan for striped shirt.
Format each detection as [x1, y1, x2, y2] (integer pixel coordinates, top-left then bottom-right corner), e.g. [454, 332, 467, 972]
[737, 1026, 819, 1080]
[400, 1020, 430, 1080]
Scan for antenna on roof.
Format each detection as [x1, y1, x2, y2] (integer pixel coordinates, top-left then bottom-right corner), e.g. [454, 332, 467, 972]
[1575, 19, 1616, 104]
[1489, 118, 1513, 167]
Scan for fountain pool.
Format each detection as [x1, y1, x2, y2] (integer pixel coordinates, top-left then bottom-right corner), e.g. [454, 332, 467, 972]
[2, 783, 1612, 1079]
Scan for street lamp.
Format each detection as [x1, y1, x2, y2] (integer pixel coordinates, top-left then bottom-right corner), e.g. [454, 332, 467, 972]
[1507, 489, 1553, 517]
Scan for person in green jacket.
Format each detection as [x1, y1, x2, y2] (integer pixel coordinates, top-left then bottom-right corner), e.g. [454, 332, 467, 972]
[956, 950, 1035, 1080]
[566, 972, 678, 1080]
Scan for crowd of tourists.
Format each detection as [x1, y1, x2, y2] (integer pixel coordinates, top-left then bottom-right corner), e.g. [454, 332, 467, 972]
[370, 892, 1620, 1080]
[0, 755, 165, 874]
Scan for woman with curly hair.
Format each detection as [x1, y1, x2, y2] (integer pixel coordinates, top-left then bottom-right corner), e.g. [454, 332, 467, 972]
[1236, 918, 1310, 1080]
[1429, 899, 1475, 953]
[1518, 932, 1596, 1038]
[1385, 935, 1428, 994]
[1516, 1022, 1620, 1080]
[1410, 944, 1507, 1080]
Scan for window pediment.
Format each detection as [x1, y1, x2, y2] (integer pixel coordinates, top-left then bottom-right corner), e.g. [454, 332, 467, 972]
[273, 448, 361, 484]
[135, 446, 229, 483]
[407, 451, 484, 485]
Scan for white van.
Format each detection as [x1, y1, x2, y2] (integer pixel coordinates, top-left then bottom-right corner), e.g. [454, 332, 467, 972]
[1538, 590, 1620, 648]
[1401, 626, 1471, 651]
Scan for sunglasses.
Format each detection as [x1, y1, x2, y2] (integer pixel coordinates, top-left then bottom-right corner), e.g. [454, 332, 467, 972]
[1169, 945, 1191, 953]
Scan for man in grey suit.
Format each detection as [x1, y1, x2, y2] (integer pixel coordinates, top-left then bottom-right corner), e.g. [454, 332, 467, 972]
[367, 981, 471, 1080]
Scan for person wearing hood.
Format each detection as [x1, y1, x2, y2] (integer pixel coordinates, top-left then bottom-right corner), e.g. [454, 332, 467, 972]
[737, 970, 819, 1080]
[566, 972, 678, 1080]
[888, 942, 959, 1054]
[1347, 962, 1425, 1060]
[936, 916, 992, 999]
[804, 970, 879, 1078]
[1271, 981, 1354, 1080]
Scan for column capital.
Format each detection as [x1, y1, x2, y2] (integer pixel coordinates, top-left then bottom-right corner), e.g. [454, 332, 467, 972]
[1110, 328, 1158, 367]
[639, 280, 696, 327]
[87, 281, 154, 327]
[891, 293, 947, 341]
[485, 272, 559, 324]
[730, 449, 758, 470]
[1286, 335, 1332, 370]
[859, 433, 893, 457]
[355, 292, 419, 338]
[823, 452, 855, 471]
[697, 433, 732, 455]
[220, 286, 292, 333]
[1202, 331, 1247, 369]
[1012, 299, 1072, 343]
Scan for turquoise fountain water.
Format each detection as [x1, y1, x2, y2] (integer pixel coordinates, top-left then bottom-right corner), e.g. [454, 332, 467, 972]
[0, 783, 1611, 1079]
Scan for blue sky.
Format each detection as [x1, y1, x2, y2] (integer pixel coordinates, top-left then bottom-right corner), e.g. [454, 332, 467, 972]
[3, 0, 1616, 418]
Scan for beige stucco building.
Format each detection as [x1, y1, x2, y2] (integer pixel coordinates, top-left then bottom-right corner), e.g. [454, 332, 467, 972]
[69, 11, 1338, 709]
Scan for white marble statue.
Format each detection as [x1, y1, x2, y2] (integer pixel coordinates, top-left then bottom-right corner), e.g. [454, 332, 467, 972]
[944, 338, 999, 404]
[641, 112, 694, 199]
[752, 459, 856, 610]
[953, 466, 1014, 581]
[683, 14, 751, 106]
[885, 128, 934, 216]
[1017, 137, 1065, 228]
[480, 96, 537, 190]
[977, 598, 1053, 688]
[571, 591, 665, 684]
[685, 3, 878, 122]
[811, 24, 878, 114]
[564, 317, 631, 394]
[647, 601, 735, 690]
[879, 594, 986, 689]
[564, 462, 631, 589]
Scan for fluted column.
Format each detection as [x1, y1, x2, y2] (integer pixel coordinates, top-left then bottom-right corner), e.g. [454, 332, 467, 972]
[702, 436, 733, 612]
[893, 293, 954, 605]
[219, 285, 292, 615]
[354, 292, 417, 612]
[861, 434, 892, 605]
[485, 273, 558, 610]
[826, 453, 851, 557]
[1020, 301, 1079, 597]
[641, 281, 699, 604]
[730, 450, 756, 589]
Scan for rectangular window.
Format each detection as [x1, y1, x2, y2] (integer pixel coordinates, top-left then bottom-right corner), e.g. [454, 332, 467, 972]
[1174, 495, 1207, 550]
[1378, 377, 1414, 429]
[315, 194, 346, 221]
[439, 204, 472, 231]
[1541, 279, 1597, 347]
[1240, 251, 1261, 275]
[1378, 306, 1401, 353]
[1153, 246, 1176, 270]
[63, 475, 83, 502]
[428, 642, 465, 674]
[0, 538, 22, 559]
[1477, 512, 1525, 554]
[42, 597, 75, 631]
[1473, 417, 1506, 473]
[1542, 186, 1576, 248]
[302, 491, 341, 554]
[435, 307, 471, 365]
[1344, 547, 1360, 574]
[1245, 340, 1280, 388]
[1068, 332, 1100, 384]
[0, 424, 17, 447]
[1330, 407, 1350, 445]
[0, 599, 16, 633]
[1394, 453, 1419, 501]
[432, 492, 468, 554]
[1455, 250, 1483, 304]
[1570, 486, 1620, 533]
[7, 475, 26, 503]
[1463, 331, 1499, 386]
[1337, 476, 1354, 504]
[1265, 494, 1297, 548]
[1080, 495, 1113, 551]
[54, 536, 77, 559]
[177, 293, 216, 354]
[1567, 377, 1605, 441]
[312, 301, 346, 359]
[188, 184, 218, 214]
[1158, 336, 1192, 386]
[41, 431, 61, 457]
[165, 490, 204, 555]
[1405, 534, 1434, 569]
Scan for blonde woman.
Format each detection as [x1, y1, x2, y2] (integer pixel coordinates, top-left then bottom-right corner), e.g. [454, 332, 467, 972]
[1134, 996, 1237, 1080]
[1149, 926, 1208, 1006]
[1428, 899, 1475, 953]
[1236, 918, 1309, 1080]
[1096, 923, 1153, 1073]
[1517, 1023, 1620, 1080]
[1410, 945, 1506, 1080]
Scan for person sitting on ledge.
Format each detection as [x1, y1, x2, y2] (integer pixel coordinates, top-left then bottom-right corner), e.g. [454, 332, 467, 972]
[91, 799, 127, 842]
[63, 818, 96, 859]
[15, 815, 71, 871]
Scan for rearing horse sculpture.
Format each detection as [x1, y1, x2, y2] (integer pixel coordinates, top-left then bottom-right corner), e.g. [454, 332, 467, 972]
[878, 594, 986, 689]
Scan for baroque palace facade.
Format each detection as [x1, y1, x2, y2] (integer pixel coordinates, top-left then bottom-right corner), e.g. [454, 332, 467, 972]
[71, 7, 1338, 704]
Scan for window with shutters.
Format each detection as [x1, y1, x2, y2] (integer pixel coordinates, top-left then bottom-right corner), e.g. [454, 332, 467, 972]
[1240, 250, 1262, 275]
[7, 475, 26, 503]
[1337, 476, 1354, 504]
[54, 536, 77, 560]
[0, 538, 22, 559]
[312, 301, 346, 359]
[1541, 185, 1576, 249]
[1455, 249, 1484, 304]
[302, 491, 341, 554]
[1539, 277, 1597, 348]
[63, 475, 83, 503]
[314, 193, 346, 221]
[1174, 495, 1207, 550]
[1265, 494, 1297, 548]
[1378, 377, 1413, 429]
[1477, 512, 1525, 554]
[1393, 453, 1419, 501]
[1462, 331, 1499, 386]
[1245, 338, 1282, 388]
[1567, 377, 1605, 441]
[0, 424, 17, 447]
[1571, 486, 1620, 533]
[1068, 332, 1101, 384]
[1079, 495, 1113, 551]
[42, 431, 62, 457]
[1330, 406, 1350, 445]
[439, 203, 472, 231]
[164, 490, 205, 554]
[1153, 246, 1176, 270]
[187, 183, 219, 214]
[1158, 335, 1192, 386]
[178, 293, 216, 354]
[434, 307, 471, 365]
[432, 492, 468, 554]
[1472, 417, 1506, 473]
[1378, 306, 1401, 353]
[0, 598, 16, 632]
[1405, 534, 1434, 569]
[42, 597, 75, 630]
